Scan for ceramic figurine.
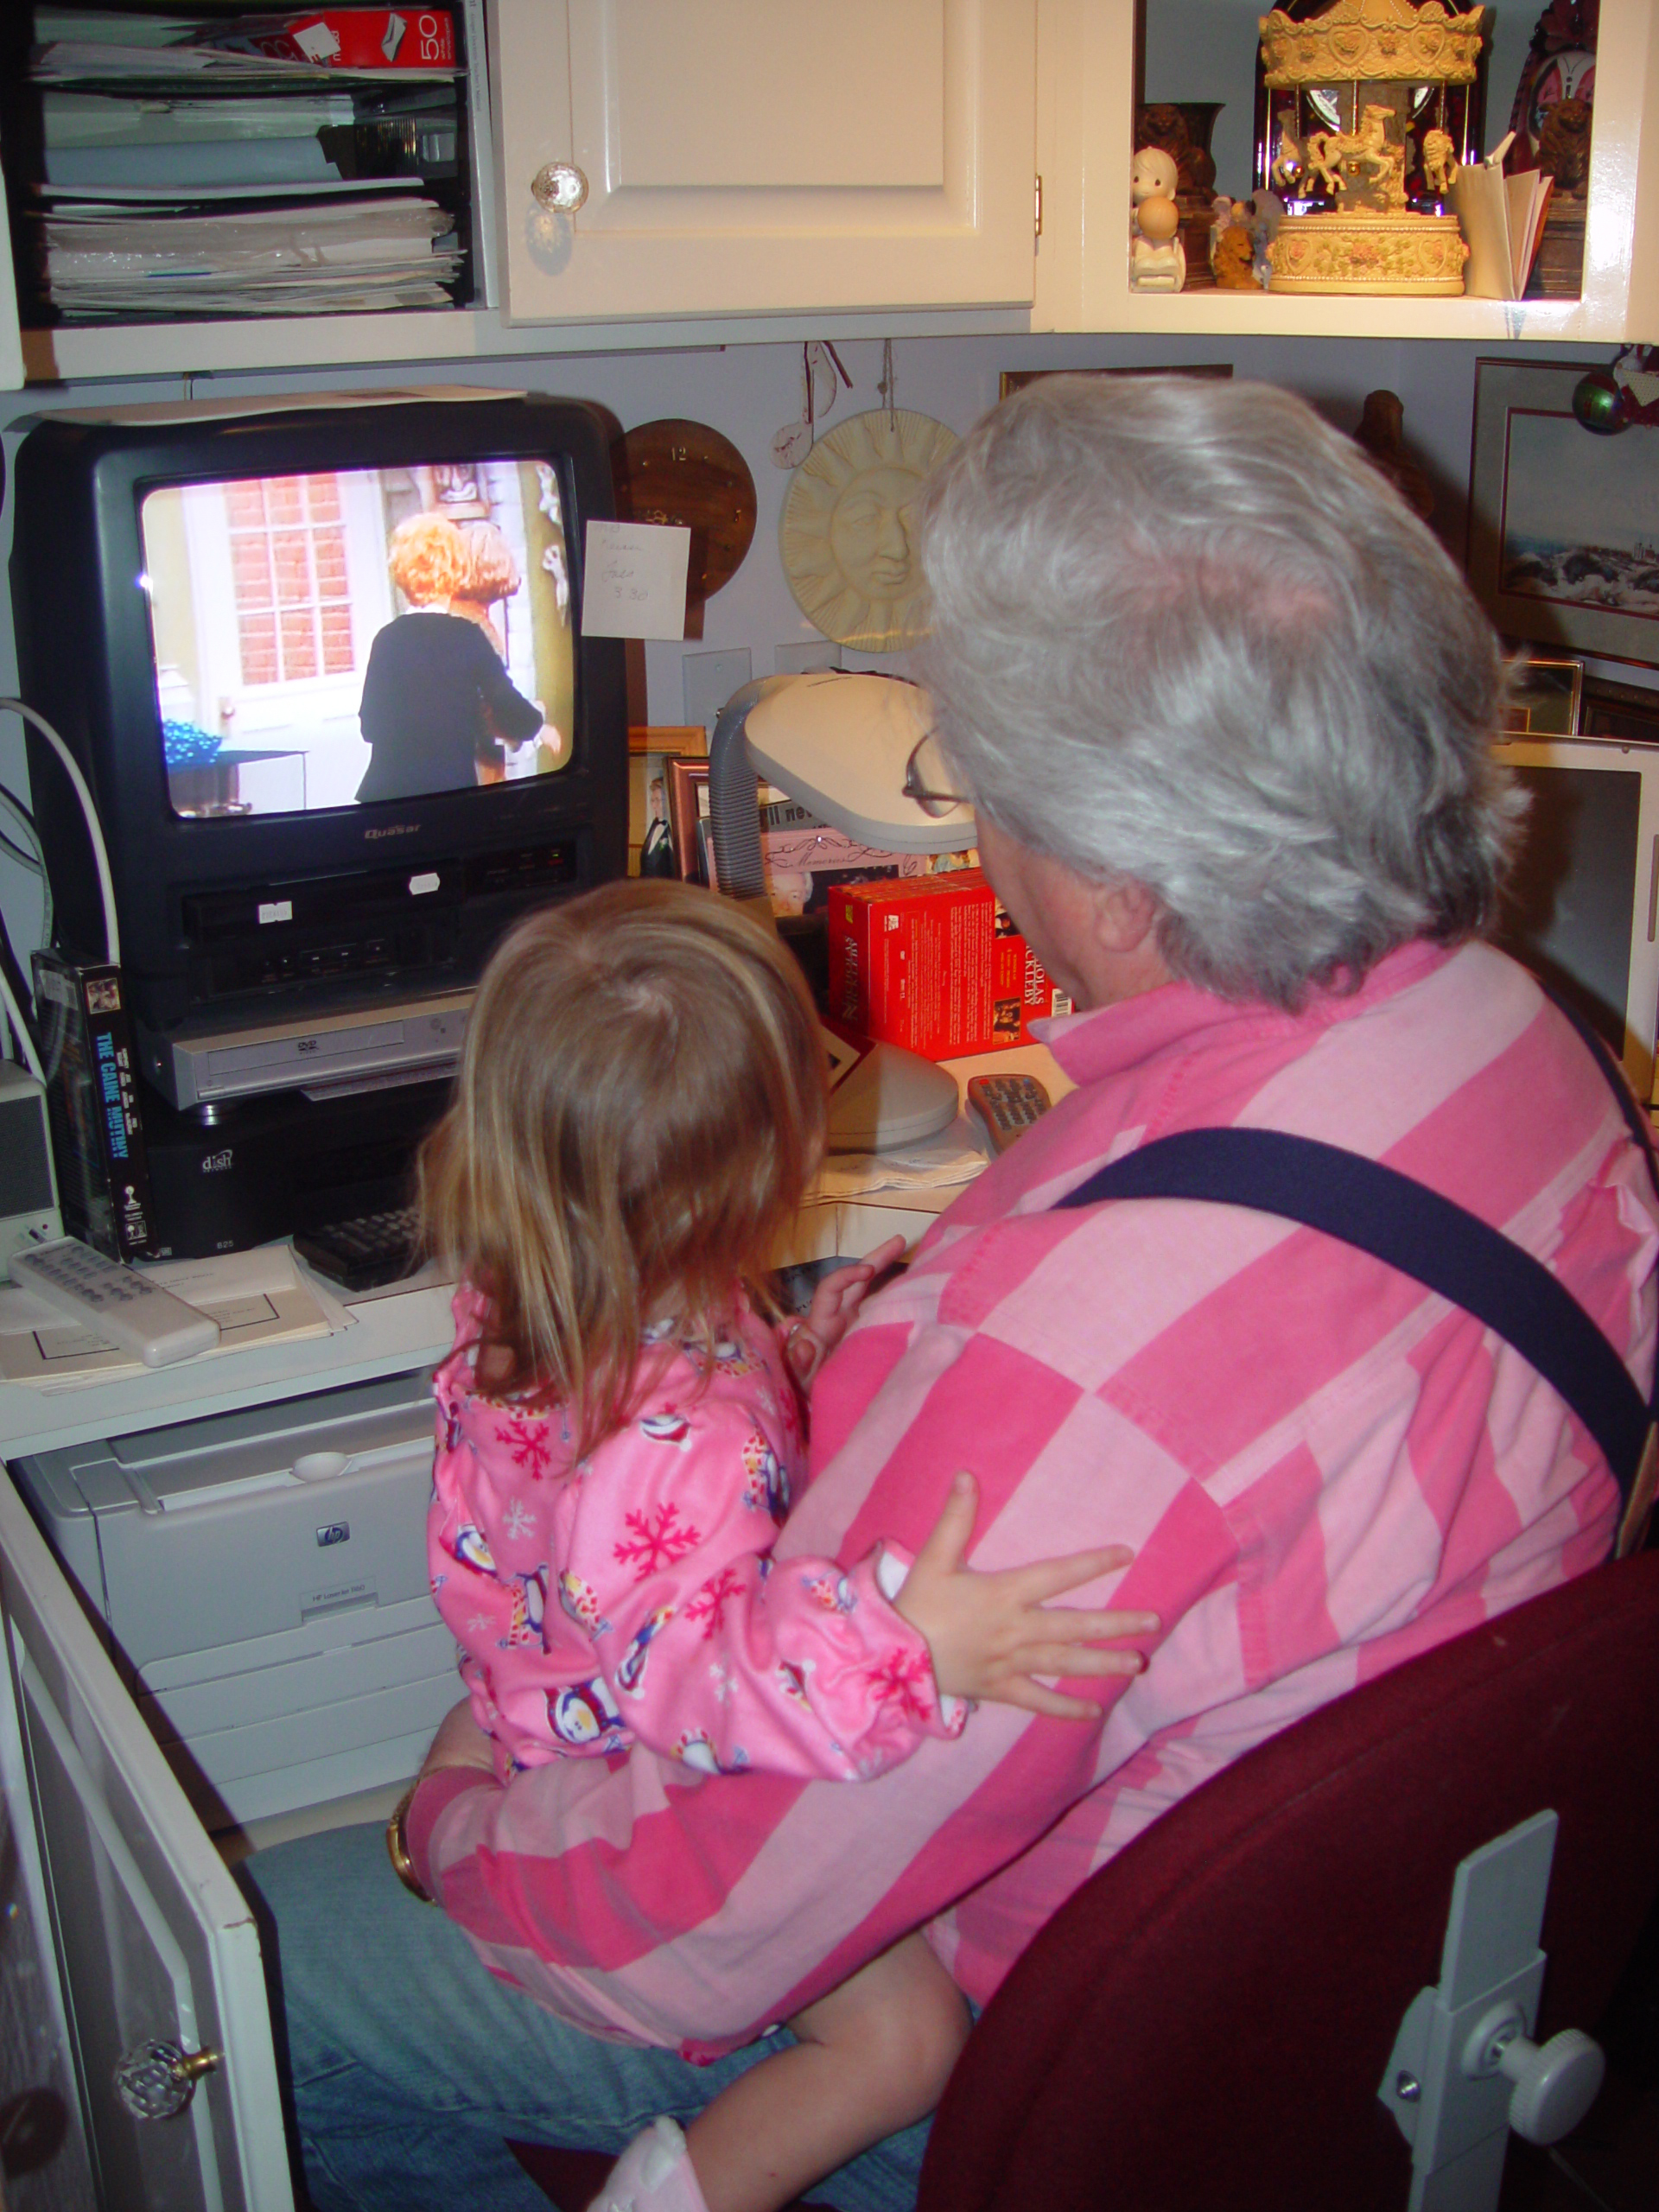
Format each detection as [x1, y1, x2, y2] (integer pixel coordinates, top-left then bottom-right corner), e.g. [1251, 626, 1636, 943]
[1212, 225, 1256, 288]
[1421, 127, 1460, 198]
[1129, 147, 1185, 293]
[1258, 0, 1475, 298]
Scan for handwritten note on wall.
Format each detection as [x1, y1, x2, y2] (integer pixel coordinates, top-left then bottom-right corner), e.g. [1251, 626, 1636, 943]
[582, 520, 692, 640]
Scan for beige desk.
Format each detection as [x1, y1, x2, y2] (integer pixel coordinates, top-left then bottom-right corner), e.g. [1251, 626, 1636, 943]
[790, 1043, 1068, 1263]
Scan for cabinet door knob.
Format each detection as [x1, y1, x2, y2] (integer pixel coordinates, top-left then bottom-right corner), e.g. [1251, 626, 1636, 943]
[113, 2038, 222, 2120]
[531, 162, 589, 214]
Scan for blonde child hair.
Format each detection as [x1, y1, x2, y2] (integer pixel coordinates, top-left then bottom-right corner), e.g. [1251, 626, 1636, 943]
[388, 509, 470, 607]
[419, 879, 828, 1456]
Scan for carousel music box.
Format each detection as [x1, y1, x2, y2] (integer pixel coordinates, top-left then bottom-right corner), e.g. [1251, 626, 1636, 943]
[1259, 0, 1485, 296]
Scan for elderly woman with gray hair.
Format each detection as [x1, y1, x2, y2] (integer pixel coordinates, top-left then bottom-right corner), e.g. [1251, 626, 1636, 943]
[247, 376, 1656, 2212]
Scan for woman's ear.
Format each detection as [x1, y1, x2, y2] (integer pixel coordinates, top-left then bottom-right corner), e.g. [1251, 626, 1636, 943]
[1094, 877, 1161, 954]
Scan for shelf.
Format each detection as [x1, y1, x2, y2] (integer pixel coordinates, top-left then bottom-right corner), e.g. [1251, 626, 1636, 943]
[1034, 0, 1659, 346]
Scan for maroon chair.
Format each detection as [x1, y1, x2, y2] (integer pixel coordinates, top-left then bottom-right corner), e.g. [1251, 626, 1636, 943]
[514, 1552, 1659, 2212]
[917, 1548, 1659, 2212]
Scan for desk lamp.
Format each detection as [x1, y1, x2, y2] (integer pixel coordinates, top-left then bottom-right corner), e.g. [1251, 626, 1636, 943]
[707, 672, 977, 1152]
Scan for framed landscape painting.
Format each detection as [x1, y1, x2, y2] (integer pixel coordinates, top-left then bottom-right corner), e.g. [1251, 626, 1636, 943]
[1469, 359, 1659, 664]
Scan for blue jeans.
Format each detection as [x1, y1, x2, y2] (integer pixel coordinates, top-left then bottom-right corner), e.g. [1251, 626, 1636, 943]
[244, 1822, 931, 2212]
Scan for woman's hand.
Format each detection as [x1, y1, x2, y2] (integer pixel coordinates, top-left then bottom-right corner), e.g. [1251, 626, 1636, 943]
[893, 1471, 1159, 1719]
[419, 1697, 498, 1782]
[786, 1236, 908, 1389]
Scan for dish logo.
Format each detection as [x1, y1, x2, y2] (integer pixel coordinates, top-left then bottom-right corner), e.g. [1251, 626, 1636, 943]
[200, 1149, 233, 1174]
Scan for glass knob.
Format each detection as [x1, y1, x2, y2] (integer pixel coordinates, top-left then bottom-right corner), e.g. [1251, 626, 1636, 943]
[113, 2038, 222, 2121]
[531, 162, 588, 214]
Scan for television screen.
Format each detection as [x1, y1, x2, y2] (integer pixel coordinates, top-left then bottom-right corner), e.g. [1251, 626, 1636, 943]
[141, 454, 576, 817]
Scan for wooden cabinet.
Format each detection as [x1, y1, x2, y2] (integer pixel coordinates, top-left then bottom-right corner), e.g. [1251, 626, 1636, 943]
[8, 1, 1659, 380]
[0, 1289, 460, 2212]
[1035, 0, 1659, 342]
[487, 0, 1039, 324]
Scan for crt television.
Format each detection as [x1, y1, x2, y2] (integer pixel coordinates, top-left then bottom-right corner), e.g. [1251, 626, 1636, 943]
[10, 392, 628, 1044]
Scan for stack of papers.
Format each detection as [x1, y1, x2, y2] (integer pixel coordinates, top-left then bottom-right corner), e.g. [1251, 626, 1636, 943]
[0, 1244, 352, 1388]
[22, 8, 467, 319]
[39, 183, 461, 318]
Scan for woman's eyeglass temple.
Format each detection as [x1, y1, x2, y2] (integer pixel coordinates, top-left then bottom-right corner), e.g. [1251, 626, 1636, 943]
[903, 730, 972, 819]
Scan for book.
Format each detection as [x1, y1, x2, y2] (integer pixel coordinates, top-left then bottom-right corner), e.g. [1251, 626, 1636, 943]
[827, 869, 1069, 1060]
[1451, 138, 1554, 302]
[30, 950, 160, 1262]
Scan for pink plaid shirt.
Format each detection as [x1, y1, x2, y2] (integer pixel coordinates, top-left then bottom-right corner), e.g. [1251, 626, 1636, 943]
[410, 939, 1656, 2056]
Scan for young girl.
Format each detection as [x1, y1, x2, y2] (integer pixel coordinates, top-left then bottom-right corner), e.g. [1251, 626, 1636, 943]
[419, 878, 1153, 2212]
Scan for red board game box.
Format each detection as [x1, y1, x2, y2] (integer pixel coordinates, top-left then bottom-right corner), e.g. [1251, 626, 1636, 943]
[827, 868, 1071, 1060]
[197, 10, 456, 69]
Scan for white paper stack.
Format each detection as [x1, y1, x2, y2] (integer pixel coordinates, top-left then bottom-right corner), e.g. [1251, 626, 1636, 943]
[39, 184, 461, 317]
[22, 7, 471, 320]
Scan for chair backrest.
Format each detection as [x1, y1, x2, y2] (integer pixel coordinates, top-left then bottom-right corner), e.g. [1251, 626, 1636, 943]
[917, 1550, 1659, 2212]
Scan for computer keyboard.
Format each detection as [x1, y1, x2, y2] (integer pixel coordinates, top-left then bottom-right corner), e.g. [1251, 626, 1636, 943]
[293, 1205, 425, 1294]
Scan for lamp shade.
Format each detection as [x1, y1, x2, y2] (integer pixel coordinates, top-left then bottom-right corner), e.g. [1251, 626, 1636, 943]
[742, 672, 977, 854]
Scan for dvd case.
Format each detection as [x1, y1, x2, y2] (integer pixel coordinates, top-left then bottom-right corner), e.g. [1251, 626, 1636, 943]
[32, 950, 158, 1262]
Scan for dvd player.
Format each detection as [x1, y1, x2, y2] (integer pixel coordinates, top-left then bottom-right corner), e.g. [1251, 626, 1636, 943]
[139, 988, 473, 1110]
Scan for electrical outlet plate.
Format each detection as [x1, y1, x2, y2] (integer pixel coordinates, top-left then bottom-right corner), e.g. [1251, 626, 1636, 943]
[683, 649, 753, 735]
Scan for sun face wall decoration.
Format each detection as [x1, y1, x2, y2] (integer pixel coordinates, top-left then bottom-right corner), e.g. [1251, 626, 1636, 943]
[779, 408, 960, 652]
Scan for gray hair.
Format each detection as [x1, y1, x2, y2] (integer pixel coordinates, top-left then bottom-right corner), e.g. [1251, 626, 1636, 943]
[915, 374, 1522, 1008]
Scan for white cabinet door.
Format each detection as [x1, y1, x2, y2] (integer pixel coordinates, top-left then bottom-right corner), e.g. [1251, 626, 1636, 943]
[490, 0, 1037, 323]
[0, 1476, 292, 2212]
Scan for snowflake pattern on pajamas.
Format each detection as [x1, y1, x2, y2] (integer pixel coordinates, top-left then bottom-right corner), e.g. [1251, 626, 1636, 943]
[426, 1281, 956, 1785]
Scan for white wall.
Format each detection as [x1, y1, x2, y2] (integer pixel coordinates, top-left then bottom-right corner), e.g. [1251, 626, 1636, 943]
[0, 323, 1614, 979]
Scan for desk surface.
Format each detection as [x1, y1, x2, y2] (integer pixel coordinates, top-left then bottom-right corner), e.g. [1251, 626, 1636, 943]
[0, 1045, 1066, 1463]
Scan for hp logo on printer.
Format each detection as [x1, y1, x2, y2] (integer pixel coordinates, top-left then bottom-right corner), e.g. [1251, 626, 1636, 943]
[316, 1522, 351, 1548]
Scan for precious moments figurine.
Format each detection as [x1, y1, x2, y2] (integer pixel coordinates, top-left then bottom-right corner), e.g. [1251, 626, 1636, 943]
[1129, 147, 1185, 293]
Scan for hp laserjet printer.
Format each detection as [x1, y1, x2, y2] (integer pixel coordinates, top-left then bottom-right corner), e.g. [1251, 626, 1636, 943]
[11, 1370, 457, 1829]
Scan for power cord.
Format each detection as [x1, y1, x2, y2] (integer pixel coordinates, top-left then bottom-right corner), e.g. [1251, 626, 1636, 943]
[0, 696, 118, 1084]
[0, 696, 119, 966]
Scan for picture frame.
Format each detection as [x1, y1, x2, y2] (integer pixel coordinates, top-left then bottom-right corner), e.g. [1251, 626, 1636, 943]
[627, 725, 705, 877]
[664, 760, 930, 912]
[665, 758, 712, 885]
[999, 364, 1232, 400]
[1502, 654, 1585, 738]
[1469, 359, 1659, 665]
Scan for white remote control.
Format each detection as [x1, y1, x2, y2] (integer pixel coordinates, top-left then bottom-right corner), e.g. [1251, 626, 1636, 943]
[11, 1238, 220, 1369]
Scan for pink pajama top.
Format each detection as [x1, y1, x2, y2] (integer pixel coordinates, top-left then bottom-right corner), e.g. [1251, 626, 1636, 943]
[427, 1287, 962, 1788]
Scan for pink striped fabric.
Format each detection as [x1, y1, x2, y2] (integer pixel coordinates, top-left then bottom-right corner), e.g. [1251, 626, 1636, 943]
[410, 939, 1656, 2056]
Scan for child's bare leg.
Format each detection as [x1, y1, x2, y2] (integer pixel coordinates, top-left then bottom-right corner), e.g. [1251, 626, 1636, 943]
[588, 1935, 969, 2212]
[684, 1934, 969, 2212]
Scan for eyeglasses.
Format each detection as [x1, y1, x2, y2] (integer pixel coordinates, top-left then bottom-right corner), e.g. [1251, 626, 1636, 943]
[903, 729, 973, 819]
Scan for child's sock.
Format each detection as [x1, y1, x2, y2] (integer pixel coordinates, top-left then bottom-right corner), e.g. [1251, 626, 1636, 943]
[588, 2115, 709, 2212]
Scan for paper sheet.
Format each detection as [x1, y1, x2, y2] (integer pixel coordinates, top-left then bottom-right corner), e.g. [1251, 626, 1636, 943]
[581, 521, 692, 641]
[0, 1244, 352, 1388]
[814, 1117, 990, 1198]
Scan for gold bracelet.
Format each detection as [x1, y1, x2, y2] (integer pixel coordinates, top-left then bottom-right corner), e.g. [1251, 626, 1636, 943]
[385, 1783, 435, 1904]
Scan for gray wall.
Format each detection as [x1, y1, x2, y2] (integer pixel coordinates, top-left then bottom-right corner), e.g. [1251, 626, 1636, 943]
[0, 322, 1618, 977]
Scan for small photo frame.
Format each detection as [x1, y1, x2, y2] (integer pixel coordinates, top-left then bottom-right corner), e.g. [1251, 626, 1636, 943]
[665, 758, 713, 884]
[1469, 358, 1659, 664]
[666, 763, 930, 912]
[628, 725, 705, 878]
[1503, 655, 1584, 737]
